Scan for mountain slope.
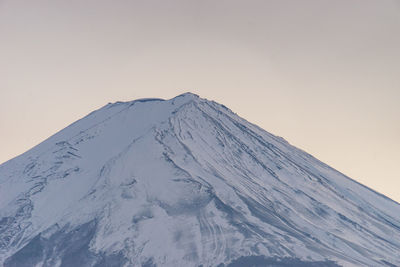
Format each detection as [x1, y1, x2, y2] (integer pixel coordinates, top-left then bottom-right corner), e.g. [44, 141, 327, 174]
[1, 93, 399, 266]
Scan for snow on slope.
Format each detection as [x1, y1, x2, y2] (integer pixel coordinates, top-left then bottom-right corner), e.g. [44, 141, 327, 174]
[0, 93, 399, 266]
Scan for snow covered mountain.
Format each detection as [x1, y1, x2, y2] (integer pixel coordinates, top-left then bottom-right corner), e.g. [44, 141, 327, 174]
[1, 92, 399, 267]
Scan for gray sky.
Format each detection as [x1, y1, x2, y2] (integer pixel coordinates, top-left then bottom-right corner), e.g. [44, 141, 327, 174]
[1, 0, 399, 202]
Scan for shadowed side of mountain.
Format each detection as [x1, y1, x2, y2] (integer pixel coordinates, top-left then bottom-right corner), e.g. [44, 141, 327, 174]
[225, 255, 341, 267]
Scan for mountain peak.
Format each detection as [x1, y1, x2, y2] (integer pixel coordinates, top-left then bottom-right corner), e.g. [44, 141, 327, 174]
[106, 92, 200, 111]
[174, 91, 199, 99]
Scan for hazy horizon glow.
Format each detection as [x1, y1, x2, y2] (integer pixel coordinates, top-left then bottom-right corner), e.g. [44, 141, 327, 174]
[1, 0, 399, 202]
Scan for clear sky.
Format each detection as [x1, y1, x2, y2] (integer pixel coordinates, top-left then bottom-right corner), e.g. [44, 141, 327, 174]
[1, 0, 399, 202]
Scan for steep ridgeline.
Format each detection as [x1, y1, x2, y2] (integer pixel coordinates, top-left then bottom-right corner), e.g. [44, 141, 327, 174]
[0, 93, 399, 267]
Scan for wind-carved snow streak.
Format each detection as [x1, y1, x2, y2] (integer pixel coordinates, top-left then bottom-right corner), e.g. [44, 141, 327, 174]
[1, 93, 400, 266]
[165, 98, 400, 266]
[0, 140, 83, 263]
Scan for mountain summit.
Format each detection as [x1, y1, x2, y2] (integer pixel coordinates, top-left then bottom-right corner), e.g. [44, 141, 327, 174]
[1, 93, 399, 266]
